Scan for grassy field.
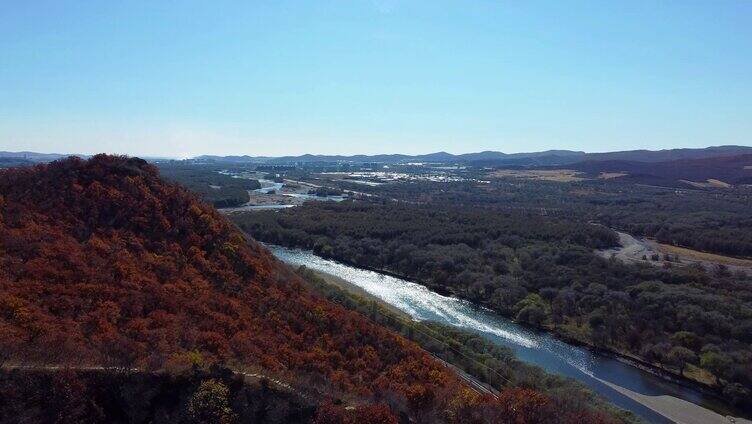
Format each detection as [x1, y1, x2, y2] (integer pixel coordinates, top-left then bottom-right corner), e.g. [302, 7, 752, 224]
[657, 242, 752, 267]
[488, 169, 585, 182]
[679, 179, 732, 188]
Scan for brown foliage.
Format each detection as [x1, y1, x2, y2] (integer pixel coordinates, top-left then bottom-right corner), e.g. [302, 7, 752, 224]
[313, 402, 398, 424]
[0, 156, 619, 422]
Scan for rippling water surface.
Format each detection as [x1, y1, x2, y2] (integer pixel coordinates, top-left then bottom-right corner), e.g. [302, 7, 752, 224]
[270, 245, 746, 424]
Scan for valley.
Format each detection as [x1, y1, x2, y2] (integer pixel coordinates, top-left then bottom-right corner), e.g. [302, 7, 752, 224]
[5, 2, 750, 422]
[211, 148, 752, 422]
[2, 150, 752, 423]
[1, 155, 633, 423]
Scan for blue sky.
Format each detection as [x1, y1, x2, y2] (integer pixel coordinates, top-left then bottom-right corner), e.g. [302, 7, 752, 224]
[1, 1, 750, 157]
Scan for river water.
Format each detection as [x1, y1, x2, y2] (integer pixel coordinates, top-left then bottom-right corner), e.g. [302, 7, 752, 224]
[269, 245, 743, 424]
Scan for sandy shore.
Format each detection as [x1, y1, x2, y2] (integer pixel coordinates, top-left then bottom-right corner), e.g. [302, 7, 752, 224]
[595, 377, 751, 424]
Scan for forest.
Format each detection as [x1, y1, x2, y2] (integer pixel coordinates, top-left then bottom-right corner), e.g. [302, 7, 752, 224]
[559, 154, 752, 186]
[0, 156, 623, 423]
[326, 177, 752, 257]
[232, 201, 752, 408]
[158, 163, 260, 207]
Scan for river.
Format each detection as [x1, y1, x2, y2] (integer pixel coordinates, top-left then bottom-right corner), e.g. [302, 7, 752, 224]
[269, 245, 748, 424]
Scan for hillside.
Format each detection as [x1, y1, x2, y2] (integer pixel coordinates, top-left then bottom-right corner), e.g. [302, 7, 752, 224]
[0, 155, 621, 423]
[562, 154, 752, 187]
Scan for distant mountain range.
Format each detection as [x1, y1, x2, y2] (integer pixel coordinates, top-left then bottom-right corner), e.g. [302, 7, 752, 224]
[192, 145, 752, 165]
[0, 151, 76, 163]
[193, 149, 587, 164]
[4, 145, 752, 169]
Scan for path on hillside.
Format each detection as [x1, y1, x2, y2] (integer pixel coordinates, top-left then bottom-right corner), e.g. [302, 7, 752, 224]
[1, 364, 314, 402]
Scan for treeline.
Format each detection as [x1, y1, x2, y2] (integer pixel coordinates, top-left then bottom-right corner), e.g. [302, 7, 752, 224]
[323, 178, 752, 257]
[158, 163, 260, 207]
[233, 201, 752, 408]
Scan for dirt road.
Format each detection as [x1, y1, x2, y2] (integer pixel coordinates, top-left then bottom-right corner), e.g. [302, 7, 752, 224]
[597, 230, 752, 274]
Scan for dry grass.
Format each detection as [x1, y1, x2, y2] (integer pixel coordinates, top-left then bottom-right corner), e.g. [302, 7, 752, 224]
[683, 364, 717, 387]
[680, 179, 731, 188]
[597, 172, 628, 179]
[706, 178, 731, 187]
[657, 243, 752, 267]
[569, 188, 597, 196]
[488, 169, 584, 182]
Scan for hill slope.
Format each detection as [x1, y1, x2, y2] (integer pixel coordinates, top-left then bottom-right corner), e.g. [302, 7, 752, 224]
[0, 155, 622, 423]
[563, 154, 752, 187]
[0, 156, 454, 420]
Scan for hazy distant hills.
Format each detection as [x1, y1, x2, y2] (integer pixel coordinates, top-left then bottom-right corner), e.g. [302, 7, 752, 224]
[0, 151, 74, 163]
[193, 149, 588, 164]
[193, 145, 752, 165]
[583, 145, 752, 163]
[0, 157, 35, 168]
[5, 145, 750, 166]
[5, 145, 752, 187]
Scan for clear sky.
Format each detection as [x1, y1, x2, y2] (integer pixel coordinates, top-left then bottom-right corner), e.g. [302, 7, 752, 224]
[1, 1, 751, 158]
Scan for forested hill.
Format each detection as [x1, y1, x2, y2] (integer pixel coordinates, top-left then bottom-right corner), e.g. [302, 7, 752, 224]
[0, 155, 623, 423]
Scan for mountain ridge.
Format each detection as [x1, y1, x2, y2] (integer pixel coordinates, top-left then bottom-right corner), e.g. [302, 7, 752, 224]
[5, 145, 751, 166]
[193, 145, 752, 164]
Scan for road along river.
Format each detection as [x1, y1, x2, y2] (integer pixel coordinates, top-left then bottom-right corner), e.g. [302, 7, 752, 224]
[269, 245, 750, 424]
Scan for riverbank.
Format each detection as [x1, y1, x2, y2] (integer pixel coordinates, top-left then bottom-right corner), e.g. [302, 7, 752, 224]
[281, 245, 739, 408]
[302, 268, 504, 398]
[296, 264, 736, 424]
[303, 265, 752, 424]
[551, 325, 726, 403]
[292, 265, 640, 424]
[268, 244, 751, 424]
[594, 377, 752, 424]
[302, 265, 411, 319]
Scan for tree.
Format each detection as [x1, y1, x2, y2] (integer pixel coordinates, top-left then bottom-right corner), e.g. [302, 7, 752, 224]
[670, 331, 701, 350]
[640, 343, 671, 368]
[700, 352, 732, 384]
[516, 305, 547, 327]
[667, 346, 696, 376]
[187, 379, 236, 424]
[514, 294, 548, 327]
